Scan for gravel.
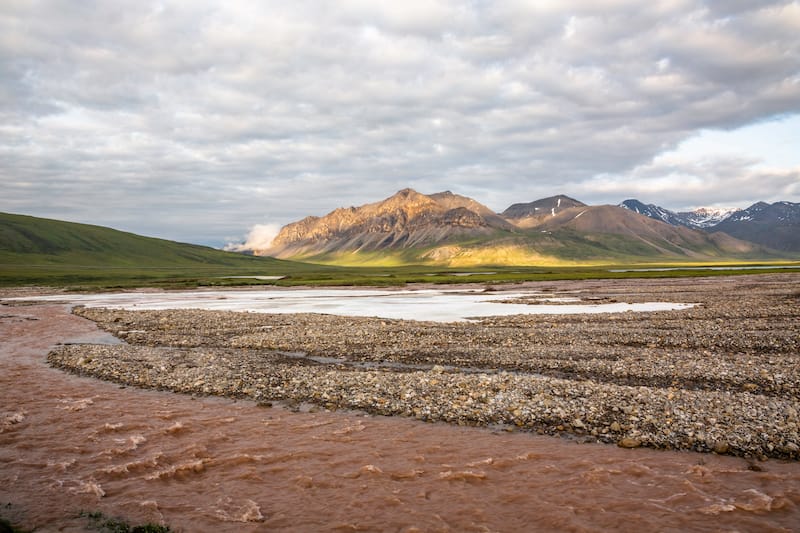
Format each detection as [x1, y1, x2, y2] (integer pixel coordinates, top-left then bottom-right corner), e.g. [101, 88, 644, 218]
[46, 274, 800, 460]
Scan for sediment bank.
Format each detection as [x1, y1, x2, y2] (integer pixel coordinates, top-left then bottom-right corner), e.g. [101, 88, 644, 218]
[46, 274, 800, 459]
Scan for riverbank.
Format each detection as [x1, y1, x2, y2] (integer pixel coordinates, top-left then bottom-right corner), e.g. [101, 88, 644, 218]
[46, 274, 800, 459]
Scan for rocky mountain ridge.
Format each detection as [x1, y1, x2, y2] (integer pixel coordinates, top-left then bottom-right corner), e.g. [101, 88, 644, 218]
[619, 200, 744, 229]
[713, 201, 800, 251]
[679, 207, 742, 229]
[258, 189, 793, 265]
[270, 189, 515, 259]
[618, 199, 687, 227]
[620, 199, 799, 251]
[501, 195, 587, 228]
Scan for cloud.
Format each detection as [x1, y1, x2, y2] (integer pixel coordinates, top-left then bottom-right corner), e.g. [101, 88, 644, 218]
[580, 154, 800, 210]
[225, 224, 282, 253]
[0, 1, 798, 245]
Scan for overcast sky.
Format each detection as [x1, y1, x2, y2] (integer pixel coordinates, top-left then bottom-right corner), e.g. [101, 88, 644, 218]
[2, 1, 799, 247]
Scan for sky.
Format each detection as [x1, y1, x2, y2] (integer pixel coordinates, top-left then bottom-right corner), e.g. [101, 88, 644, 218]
[1, 1, 799, 248]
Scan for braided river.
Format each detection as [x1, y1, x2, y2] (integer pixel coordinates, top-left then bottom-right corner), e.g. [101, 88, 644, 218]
[1, 296, 799, 532]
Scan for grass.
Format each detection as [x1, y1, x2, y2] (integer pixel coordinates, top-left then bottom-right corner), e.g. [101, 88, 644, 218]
[0, 211, 328, 270]
[78, 510, 171, 533]
[0, 211, 337, 288]
[0, 509, 171, 533]
[0, 516, 28, 533]
[238, 262, 800, 288]
[0, 263, 332, 289]
[2, 259, 798, 290]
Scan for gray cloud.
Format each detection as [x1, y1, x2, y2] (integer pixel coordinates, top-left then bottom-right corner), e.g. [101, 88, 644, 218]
[1, 0, 798, 246]
[579, 155, 800, 210]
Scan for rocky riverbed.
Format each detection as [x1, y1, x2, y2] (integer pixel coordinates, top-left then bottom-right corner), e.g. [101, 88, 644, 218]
[46, 274, 800, 460]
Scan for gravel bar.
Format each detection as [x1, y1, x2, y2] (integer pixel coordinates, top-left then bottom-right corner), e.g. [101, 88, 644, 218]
[47, 274, 800, 459]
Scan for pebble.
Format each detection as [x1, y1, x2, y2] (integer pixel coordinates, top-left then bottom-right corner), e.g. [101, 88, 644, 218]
[45, 274, 800, 460]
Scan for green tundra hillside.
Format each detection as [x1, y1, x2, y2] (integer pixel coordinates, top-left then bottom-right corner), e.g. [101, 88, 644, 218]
[0, 212, 318, 287]
[0, 212, 274, 266]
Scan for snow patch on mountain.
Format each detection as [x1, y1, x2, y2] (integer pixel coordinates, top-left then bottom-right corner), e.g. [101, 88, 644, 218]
[677, 207, 740, 228]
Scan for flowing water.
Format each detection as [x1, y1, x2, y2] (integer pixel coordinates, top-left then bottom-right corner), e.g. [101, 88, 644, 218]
[2, 304, 799, 532]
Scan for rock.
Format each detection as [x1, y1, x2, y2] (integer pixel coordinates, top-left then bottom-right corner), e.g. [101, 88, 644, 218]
[712, 441, 730, 454]
[618, 438, 642, 449]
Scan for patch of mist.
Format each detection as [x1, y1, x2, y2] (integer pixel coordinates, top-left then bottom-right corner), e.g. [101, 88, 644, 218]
[224, 223, 281, 253]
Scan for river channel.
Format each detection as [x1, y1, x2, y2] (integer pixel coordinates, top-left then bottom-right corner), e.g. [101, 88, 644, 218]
[1, 300, 799, 532]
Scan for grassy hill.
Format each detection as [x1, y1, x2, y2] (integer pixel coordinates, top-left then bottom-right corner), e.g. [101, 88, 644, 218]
[0, 212, 329, 287]
[2, 212, 272, 266]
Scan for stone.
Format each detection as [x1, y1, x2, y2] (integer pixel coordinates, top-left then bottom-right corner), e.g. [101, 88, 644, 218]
[713, 441, 730, 454]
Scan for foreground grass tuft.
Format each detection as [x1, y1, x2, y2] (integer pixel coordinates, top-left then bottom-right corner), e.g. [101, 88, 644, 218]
[79, 510, 171, 533]
[0, 516, 28, 533]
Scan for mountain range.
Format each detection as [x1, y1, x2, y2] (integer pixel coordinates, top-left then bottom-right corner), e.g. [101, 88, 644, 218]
[3, 191, 796, 275]
[619, 199, 800, 251]
[259, 189, 799, 266]
[618, 199, 740, 229]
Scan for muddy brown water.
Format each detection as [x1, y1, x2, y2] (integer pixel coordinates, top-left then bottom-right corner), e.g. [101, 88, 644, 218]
[2, 304, 799, 532]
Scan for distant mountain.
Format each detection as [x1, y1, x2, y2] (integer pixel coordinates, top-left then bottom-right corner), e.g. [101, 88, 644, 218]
[619, 199, 686, 226]
[618, 199, 800, 251]
[620, 200, 739, 229]
[676, 207, 740, 229]
[261, 189, 778, 266]
[268, 188, 515, 260]
[502, 195, 586, 227]
[533, 205, 758, 257]
[712, 201, 800, 251]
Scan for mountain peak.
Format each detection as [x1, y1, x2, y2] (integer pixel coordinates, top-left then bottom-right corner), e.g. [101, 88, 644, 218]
[620, 199, 743, 229]
[677, 206, 741, 228]
[385, 188, 428, 204]
[619, 199, 685, 226]
[502, 195, 586, 221]
[395, 187, 422, 197]
[373, 188, 437, 215]
[268, 188, 512, 257]
[713, 201, 800, 251]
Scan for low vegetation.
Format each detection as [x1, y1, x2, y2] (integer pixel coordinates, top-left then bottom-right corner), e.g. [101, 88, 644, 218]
[2, 260, 799, 290]
[0, 211, 331, 288]
[1, 211, 798, 290]
[0, 516, 27, 533]
[78, 510, 170, 533]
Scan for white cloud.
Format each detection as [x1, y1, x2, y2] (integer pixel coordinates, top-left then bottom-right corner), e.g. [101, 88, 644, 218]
[224, 224, 282, 253]
[0, 0, 798, 245]
[580, 143, 800, 210]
